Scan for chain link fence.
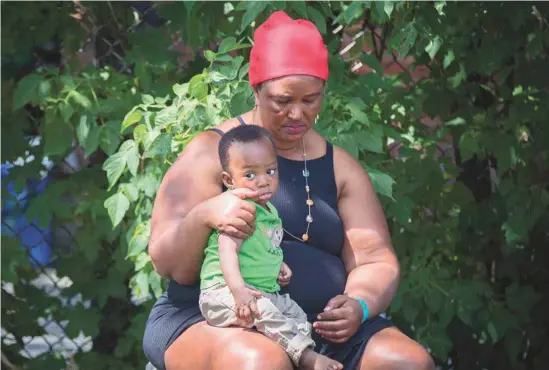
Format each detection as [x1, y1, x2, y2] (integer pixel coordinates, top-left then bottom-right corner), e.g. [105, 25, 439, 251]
[1, 3, 169, 368]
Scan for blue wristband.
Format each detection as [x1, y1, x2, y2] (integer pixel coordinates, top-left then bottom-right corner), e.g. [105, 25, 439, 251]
[355, 298, 369, 323]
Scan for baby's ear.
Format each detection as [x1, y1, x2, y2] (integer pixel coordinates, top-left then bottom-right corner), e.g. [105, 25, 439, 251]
[221, 171, 234, 189]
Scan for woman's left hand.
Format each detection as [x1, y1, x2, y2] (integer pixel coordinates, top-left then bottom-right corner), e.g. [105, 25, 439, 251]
[313, 295, 363, 343]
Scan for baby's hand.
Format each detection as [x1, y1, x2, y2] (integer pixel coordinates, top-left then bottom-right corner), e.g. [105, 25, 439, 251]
[277, 262, 292, 287]
[233, 287, 262, 323]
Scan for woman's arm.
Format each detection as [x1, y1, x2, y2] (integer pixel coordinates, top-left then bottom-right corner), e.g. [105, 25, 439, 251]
[335, 147, 400, 317]
[148, 133, 256, 285]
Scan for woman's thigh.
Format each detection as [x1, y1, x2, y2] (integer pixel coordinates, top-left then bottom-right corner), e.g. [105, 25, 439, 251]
[164, 321, 293, 370]
[359, 327, 435, 370]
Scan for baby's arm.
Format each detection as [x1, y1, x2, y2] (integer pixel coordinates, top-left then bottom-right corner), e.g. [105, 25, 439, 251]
[218, 233, 262, 321]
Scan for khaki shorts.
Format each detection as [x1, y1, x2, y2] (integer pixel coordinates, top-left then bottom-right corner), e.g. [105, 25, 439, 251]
[199, 284, 315, 366]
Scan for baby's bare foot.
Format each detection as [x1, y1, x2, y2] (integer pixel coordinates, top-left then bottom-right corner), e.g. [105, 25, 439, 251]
[299, 348, 343, 370]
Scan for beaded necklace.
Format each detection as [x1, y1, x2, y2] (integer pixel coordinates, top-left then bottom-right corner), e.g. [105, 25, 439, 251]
[282, 138, 313, 243]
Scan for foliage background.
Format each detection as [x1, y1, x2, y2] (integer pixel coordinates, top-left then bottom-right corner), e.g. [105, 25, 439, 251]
[2, 1, 548, 369]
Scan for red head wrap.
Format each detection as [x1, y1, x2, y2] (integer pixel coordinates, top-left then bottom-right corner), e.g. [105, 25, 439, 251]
[248, 11, 329, 86]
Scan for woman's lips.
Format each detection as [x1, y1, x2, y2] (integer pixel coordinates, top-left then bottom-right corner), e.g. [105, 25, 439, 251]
[283, 124, 307, 134]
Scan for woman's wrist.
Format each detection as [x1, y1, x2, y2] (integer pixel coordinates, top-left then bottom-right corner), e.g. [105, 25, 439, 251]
[353, 297, 370, 323]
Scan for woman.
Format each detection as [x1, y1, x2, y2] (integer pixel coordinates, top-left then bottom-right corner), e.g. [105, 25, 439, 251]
[144, 11, 434, 370]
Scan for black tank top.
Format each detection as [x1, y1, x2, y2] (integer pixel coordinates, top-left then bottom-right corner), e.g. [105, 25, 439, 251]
[205, 117, 347, 316]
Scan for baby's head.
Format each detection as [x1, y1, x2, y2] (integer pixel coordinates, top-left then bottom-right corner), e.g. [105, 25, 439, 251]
[218, 125, 278, 205]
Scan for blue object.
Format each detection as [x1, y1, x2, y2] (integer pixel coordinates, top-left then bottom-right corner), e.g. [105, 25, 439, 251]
[1, 162, 53, 267]
[355, 298, 370, 323]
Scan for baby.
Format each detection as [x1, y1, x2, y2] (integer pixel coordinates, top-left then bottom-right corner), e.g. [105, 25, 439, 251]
[199, 125, 343, 370]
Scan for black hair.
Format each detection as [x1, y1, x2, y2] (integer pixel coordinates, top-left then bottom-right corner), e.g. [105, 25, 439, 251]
[218, 125, 275, 171]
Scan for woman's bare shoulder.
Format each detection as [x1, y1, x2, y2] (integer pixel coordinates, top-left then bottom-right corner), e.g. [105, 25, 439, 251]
[331, 144, 369, 197]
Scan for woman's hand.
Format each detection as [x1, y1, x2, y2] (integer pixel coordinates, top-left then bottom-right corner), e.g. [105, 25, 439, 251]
[313, 295, 363, 343]
[204, 188, 259, 239]
[277, 262, 292, 287]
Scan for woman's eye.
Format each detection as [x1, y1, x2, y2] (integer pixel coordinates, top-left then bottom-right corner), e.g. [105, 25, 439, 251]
[267, 169, 277, 175]
[245, 173, 256, 179]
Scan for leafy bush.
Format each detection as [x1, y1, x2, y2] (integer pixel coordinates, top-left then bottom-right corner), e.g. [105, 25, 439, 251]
[2, 2, 548, 369]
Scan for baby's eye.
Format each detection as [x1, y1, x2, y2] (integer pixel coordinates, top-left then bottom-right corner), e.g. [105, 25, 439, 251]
[267, 169, 277, 176]
[244, 172, 256, 179]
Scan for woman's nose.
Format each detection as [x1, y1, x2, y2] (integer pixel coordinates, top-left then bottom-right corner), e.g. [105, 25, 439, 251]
[287, 104, 302, 120]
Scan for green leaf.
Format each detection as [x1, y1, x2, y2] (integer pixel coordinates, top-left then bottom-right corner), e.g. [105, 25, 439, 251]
[128, 222, 150, 258]
[189, 74, 208, 100]
[70, 90, 92, 109]
[217, 55, 244, 80]
[445, 117, 466, 126]
[13, 73, 42, 110]
[204, 50, 216, 62]
[104, 192, 130, 228]
[103, 152, 126, 189]
[366, 167, 394, 199]
[389, 22, 418, 56]
[307, 7, 326, 34]
[347, 98, 370, 124]
[39, 79, 52, 102]
[173, 83, 189, 97]
[388, 196, 415, 225]
[425, 290, 444, 313]
[145, 133, 172, 159]
[402, 301, 420, 323]
[459, 132, 480, 161]
[100, 120, 122, 155]
[218, 37, 237, 54]
[77, 115, 101, 156]
[290, 1, 308, 17]
[357, 129, 383, 153]
[486, 321, 499, 343]
[443, 50, 455, 69]
[154, 105, 178, 128]
[360, 53, 384, 74]
[133, 270, 150, 299]
[126, 144, 140, 177]
[134, 252, 151, 271]
[60, 101, 75, 123]
[63, 305, 101, 338]
[133, 124, 148, 146]
[120, 183, 139, 202]
[230, 88, 253, 117]
[384, 1, 395, 17]
[149, 270, 163, 298]
[342, 2, 363, 24]
[425, 36, 442, 60]
[43, 108, 74, 156]
[142, 94, 154, 105]
[61, 74, 76, 89]
[121, 109, 143, 132]
[241, 2, 268, 30]
[137, 174, 159, 197]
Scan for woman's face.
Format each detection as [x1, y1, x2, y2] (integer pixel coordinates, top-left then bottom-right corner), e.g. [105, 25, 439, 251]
[254, 75, 324, 143]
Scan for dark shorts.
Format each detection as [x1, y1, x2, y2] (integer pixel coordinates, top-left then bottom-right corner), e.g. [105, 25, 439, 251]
[143, 293, 393, 370]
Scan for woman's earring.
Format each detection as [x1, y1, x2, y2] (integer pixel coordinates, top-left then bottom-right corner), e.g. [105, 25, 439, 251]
[315, 115, 319, 125]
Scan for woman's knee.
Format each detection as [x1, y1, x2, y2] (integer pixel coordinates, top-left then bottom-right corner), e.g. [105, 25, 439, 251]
[361, 328, 435, 370]
[214, 330, 293, 370]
